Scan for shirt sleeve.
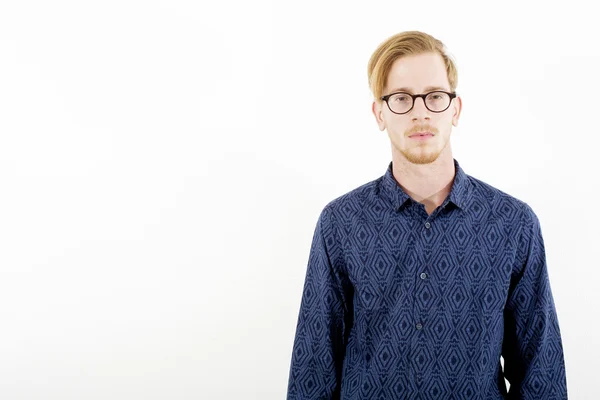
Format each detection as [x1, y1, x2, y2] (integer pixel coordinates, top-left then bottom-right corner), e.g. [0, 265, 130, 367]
[502, 204, 568, 399]
[287, 207, 350, 400]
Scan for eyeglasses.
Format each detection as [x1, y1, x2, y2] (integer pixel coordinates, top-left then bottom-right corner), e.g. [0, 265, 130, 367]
[380, 90, 457, 115]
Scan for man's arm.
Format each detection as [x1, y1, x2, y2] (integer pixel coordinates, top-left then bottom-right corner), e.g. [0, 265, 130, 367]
[502, 204, 568, 399]
[287, 207, 350, 400]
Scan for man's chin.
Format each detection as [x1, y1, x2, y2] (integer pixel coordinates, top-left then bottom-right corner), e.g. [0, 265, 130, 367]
[401, 149, 440, 165]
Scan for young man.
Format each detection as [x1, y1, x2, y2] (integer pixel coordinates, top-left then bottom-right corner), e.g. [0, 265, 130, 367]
[287, 31, 567, 399]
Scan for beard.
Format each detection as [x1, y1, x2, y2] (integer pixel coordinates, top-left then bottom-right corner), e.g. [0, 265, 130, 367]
[392, 130, 450, 165]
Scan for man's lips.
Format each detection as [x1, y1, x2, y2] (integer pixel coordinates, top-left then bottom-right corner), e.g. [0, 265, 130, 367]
[409, 132, 434, 138]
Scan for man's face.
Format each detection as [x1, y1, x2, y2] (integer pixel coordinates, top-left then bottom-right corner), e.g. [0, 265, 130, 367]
[372, 52, 462, 165]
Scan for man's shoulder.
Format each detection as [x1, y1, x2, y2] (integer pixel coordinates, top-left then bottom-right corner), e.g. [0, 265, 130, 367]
[321, 175, 382, 216]
[468, 174, 536, 221]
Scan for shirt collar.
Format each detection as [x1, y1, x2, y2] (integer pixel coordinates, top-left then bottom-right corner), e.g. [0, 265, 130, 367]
[380, 158, 471, 212]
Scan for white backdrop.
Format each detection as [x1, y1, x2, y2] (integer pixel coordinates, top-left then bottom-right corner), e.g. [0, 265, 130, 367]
[0, 0, 598, 399]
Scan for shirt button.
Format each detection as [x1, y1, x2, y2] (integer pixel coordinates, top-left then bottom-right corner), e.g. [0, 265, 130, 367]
[420, 272, 427, 279]
[425, 222, 430, 229]
[416, 323, 423, 330]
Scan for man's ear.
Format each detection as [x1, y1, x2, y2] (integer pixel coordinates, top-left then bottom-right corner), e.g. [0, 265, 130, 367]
[372, 101, 386, 131]
[452, 96, 462, 127]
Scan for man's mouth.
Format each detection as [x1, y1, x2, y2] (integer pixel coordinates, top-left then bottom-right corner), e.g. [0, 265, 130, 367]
[409, 132, 434, 140]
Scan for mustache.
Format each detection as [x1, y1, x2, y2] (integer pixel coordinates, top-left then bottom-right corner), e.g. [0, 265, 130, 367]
[407, 126, 437, 135]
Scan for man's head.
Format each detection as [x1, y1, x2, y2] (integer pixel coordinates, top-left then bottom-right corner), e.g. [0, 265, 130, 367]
[368, 31, 462, 165]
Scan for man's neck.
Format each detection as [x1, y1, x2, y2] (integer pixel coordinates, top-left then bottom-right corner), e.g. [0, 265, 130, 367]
[391, 153, 456, 215]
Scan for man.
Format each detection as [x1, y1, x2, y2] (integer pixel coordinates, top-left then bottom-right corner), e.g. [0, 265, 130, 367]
[286, 31, 567, 399]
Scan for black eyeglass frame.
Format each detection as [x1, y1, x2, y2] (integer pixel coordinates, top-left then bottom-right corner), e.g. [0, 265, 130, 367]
[380, 90, 458, 115]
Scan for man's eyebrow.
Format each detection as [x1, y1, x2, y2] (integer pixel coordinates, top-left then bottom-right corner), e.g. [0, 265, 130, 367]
[387, 86, 449, 93]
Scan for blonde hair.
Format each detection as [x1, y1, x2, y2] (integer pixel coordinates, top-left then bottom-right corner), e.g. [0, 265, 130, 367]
[367, 31, 458, 101]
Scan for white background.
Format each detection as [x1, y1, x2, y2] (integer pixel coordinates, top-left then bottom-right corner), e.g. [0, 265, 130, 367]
[0, 0, 597, 399]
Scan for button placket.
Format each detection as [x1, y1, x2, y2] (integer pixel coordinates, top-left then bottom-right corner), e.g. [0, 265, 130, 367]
[416, 271, 428, 331]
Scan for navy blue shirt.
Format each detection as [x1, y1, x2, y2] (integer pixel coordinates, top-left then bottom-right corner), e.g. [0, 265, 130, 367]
[287, 159, 567, 399]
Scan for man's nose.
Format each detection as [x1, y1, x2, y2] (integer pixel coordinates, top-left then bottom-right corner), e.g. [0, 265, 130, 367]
[410, 96, 430, 119]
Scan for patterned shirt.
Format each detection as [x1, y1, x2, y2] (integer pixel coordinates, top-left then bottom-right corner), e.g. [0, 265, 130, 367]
[287, 158, 567, 399]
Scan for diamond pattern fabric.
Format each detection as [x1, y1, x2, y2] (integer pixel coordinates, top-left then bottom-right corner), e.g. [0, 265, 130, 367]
[287, 159, 567, 399]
